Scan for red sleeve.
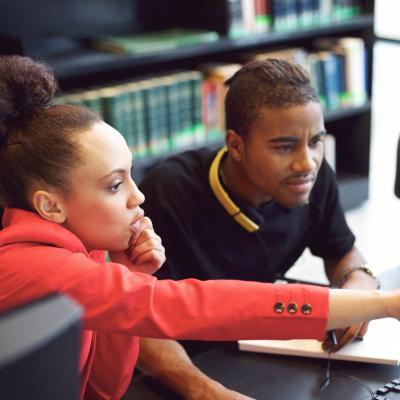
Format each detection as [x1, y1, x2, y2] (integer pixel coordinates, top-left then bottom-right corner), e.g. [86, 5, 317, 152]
[0, 247, 329, 342]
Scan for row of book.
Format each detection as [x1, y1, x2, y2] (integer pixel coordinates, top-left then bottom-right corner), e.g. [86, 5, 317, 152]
[55, 71, 206, 159]
[226, 0, 362, 37]
[202, 37, 367, 137]
[89, 1, 363, 56]
[55, 36, 367, 160]
[247, 36, 368, 110]
[272, 0, 362, 32]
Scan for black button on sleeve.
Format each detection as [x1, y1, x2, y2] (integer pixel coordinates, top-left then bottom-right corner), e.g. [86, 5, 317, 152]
[274, 302, 284, 313]
[287, 302, 298, 314]
[301, 303, 312, 315]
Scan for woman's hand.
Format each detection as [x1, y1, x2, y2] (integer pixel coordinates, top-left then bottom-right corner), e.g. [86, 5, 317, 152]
[109, 217, 165, 275]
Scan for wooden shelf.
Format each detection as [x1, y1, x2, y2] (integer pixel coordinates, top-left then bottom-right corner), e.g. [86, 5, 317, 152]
[48, 15, 373, 82]
[324, 102, 371, 123]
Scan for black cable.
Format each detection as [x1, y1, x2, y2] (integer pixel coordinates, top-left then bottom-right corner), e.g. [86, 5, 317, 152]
[319, 351, 376, 399]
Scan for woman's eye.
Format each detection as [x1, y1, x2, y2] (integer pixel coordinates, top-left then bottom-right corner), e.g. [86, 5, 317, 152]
[110, 181, 123, 192]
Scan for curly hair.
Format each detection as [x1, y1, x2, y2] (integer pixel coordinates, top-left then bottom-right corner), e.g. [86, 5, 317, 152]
[0, 55, 101, 209]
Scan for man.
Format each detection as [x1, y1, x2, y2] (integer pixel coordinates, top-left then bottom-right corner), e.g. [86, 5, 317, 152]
[137, 59, 379, 399]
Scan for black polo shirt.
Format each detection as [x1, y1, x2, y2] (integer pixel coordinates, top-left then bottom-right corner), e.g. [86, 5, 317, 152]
[140, 147, 355, 283]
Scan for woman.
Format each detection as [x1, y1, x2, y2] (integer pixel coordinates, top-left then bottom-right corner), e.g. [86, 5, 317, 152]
[0, 55, 398, 400]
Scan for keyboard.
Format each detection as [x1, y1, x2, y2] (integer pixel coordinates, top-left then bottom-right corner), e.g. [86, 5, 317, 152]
[374, 378, 400, 399]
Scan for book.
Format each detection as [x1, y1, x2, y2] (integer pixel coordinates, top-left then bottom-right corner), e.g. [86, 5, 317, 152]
[128, 82, 148, 159]
[239, 317, 400, 366]
[174, 71, 197, 149]
[227, 0, 246, 38]
[241, 0, 256, 34]
[313, 36, 367, 107]
[200, 62, 242, 142]
[324, 133, 336, 172]
[254, 0, 271, 33]
[91, 29, 219, 55]
[307, 52, 328, 109]
[337, 37, 367, 107]
[318, 51, 341, 110]
[142, 78, 170, 156]
[188, 71, 206, 144]
[99, 86, 132, 146]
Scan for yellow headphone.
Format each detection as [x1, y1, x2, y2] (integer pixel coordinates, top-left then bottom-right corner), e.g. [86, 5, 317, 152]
[208, 146, 260, 233]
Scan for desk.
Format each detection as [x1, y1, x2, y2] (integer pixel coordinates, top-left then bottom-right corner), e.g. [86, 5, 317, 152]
[124, 267, 400, 399]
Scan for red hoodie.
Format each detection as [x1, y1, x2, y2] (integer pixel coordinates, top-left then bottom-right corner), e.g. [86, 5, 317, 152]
[0, 208, 328, 399]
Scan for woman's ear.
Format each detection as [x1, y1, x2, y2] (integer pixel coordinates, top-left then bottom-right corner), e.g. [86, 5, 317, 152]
[32, 190, 66, 224]
[226, 129, 245, 162]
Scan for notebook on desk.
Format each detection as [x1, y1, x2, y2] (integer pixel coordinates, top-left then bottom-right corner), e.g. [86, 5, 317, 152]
[239, 317, 400, 366]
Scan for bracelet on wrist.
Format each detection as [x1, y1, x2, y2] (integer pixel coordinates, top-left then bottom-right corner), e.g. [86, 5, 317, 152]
[337, 264, 380, 289]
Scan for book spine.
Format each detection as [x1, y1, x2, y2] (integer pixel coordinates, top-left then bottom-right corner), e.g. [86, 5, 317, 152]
[286, 0, 299, 30]
[227, 0, 246, 38]
[131, 83, 148, 160]
[175, 73, 196, 149]
[189, 71, 206, 144]
[144, 78, 169, 156]
[338, 37, 367, 107]
[165, 74, 181, 150]
[241, 0, 256, 34]
[122, 88, 137, 151]
[100, 88, 127, 140]
[202, 79, 221, 142]
[307, 53, 328, 109]
[319, 51, 341, 110]
[254, 0, 271, 32]
[298, 0, 315, 27]
[272, 0, 284, 31]
[319, 0, 333, 24]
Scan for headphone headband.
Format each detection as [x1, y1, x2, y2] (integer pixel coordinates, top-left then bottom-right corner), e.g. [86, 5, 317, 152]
[208, 147, 259, 233]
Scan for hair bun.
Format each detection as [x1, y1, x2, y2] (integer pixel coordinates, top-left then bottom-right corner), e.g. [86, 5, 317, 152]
[0, 55, 58, 137]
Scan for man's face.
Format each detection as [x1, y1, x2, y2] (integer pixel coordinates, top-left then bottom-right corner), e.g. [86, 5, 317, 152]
[59, 121, 145, 252]
[236, 102, 326, 209]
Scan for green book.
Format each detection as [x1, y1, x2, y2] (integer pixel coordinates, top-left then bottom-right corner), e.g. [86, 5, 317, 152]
[188, 71, 206, 145]
[91, 29, 219, 55]
[117, 84, 136, 150]
[127, 82, 148, 160]
[174, 72, 196, 149]
[142, 79, 169, 156]
[151, 77, 170, 155]
[99, 87, 129, 142]
[162, 75, 181, 151]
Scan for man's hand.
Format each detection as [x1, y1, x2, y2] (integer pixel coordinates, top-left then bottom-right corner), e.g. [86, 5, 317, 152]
[323, 322, 368, 352]
[138, 338, 255, 400]
[109, 217, 165, 275]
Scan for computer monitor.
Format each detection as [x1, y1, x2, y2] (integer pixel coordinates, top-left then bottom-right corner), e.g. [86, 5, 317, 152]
[395, 135, 400, 198]
[0, 293, 82, 400]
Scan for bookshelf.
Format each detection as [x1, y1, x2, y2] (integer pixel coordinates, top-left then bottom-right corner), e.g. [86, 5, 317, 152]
[0, 0, 374, 211]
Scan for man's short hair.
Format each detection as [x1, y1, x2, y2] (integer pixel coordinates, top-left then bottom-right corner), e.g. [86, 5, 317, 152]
[225, 58, 319, 137]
